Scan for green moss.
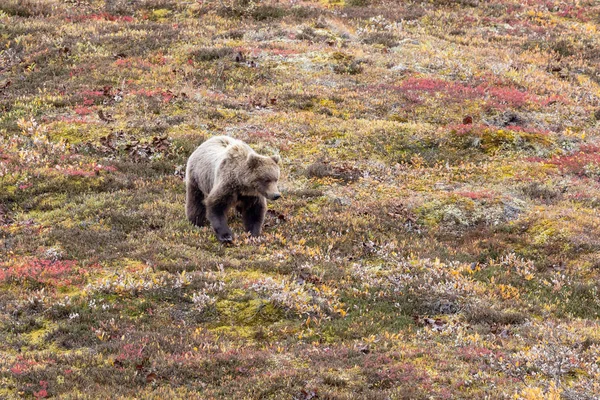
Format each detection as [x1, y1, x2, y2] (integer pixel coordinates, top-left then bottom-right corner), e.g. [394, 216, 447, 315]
[215, 298, 284, 326]
[450, 127, 555, 155]
[32, 192, 68, 211]
[530, 220, 558, 246]
[151, 8, 171, 20]
[0, 182, 17, 202]
[319, 302, 413, 343]
[27, 321, 57, 346]
[365, 124, 443, 165]
[48, 122, 111, 144]
[416, 201, 444, 228]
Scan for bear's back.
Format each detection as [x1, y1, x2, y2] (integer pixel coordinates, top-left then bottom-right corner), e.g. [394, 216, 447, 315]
[187, 136, 254, 194]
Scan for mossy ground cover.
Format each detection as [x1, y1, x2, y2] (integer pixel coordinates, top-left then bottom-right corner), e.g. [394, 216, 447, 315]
[1, 0, 600, 398]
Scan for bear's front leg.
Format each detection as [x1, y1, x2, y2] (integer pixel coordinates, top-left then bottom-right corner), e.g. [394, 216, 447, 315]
[205, 188, 234, 243]
[239, 195, 267, 237]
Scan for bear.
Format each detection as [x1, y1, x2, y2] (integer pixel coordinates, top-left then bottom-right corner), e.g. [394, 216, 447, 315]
[185, 135, 281, 243]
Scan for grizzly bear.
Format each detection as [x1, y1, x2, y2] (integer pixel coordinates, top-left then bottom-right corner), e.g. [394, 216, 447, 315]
[185, 136, 281, 243]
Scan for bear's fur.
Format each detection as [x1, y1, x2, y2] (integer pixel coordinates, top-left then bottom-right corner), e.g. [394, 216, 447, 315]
[185, 136, 281, 243]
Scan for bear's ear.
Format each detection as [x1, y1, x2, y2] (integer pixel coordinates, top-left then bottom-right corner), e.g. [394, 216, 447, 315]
[247, 153, 261, 170]
[270, 154, 281, 164]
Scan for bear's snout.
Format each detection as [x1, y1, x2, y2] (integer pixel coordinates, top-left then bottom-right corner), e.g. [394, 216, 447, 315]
[269, 193, 281, 201]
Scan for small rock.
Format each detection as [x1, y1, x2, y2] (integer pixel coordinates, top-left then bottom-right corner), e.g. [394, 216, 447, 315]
[502, 200, 523, 221]
[434, 182, 455, 191]
[391, 64, 408, 72]
[44, 247, 64, 261]
[333, 197, 351, 206]
[391, 39, 420, 52]
[399, 38, 420, 46]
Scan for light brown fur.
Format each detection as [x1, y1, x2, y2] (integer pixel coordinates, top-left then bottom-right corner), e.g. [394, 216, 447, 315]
[185, 136, 281, 243]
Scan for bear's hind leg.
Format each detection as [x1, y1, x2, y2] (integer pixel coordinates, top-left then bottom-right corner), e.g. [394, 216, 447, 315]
[186, 178, 207, 227]
[240, 196, 267, 237]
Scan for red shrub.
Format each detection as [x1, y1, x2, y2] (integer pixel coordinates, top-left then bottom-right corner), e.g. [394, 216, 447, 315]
[455, 190, 495, 200]
[10, 358, 39, 375]
[457, 345, 494, 362]
[58, 116, 89, 124]
[0, 259, 92, 287]
[116, 343, 146, 364]
[546, 145, 600, 178]
[80, 90, 104, 98]
[74, 106, 94, 116]
[79, 90, 105, 106]
[487, 87, 530, 108]
[374, 76, 558, 111]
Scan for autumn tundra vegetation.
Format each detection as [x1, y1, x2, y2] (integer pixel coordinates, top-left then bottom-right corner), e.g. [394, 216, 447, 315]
[1, 0, 600, 398]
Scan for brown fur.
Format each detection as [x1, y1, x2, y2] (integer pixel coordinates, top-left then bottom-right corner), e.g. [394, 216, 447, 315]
[185, 136, 281, 243]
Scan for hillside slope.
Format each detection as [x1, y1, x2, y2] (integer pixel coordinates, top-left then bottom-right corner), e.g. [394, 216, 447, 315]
[1, 0, 600, 398]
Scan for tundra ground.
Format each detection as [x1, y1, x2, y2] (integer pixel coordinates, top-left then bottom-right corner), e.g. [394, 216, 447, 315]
[1, 1, 600, 398]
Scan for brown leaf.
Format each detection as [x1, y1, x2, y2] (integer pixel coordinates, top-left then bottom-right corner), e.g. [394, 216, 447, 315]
[146, 372, 157, 383]
[99, 132, 117, 149]
[151, 135, 170, 152]
[0, 204, 13, 225]
[358, 344, 370, 354]
[294, 390, 318, 400]
[462, 115, 473, 124]
[0, 80, 11, 92]
[98, 109, 114, 123]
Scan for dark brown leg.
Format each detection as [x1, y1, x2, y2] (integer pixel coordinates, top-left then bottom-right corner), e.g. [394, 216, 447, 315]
[239, 196, 267, 237]
[205, 188, 234, 243]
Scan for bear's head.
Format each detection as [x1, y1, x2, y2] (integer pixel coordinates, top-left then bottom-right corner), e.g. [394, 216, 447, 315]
[245, 153, 281, 200]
